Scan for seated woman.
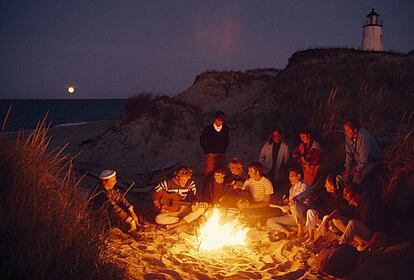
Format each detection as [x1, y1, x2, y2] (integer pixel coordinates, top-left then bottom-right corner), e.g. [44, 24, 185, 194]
[266, 167, 311, 240]
[292, 129, 322, 187]
[152, 166, 207, 230]
[334, 184, 387, 252]
[303, 175, 350, 244]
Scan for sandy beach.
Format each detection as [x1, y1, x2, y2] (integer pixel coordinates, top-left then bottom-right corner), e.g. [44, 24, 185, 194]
[43, 120, 414, 280]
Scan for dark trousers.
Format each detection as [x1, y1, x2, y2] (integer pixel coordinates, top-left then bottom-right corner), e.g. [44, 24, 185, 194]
[204, 153, 226, 177]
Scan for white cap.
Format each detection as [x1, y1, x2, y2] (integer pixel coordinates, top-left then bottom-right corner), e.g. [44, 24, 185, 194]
[99, 170, 116, 180]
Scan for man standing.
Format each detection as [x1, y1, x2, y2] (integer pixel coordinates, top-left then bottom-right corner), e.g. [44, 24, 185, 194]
[200, 111, 229, 177]
[342, 119, 382, 185]
[97, 170, 141, 233]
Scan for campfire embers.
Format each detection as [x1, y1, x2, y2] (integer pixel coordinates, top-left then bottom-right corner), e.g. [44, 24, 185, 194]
[197, 208, 249, 251]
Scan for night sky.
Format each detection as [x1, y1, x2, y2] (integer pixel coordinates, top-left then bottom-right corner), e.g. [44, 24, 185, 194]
[1, 0, 413, 99]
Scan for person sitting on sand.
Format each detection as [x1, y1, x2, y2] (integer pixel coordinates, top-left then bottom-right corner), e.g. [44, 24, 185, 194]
[266, 167, 311, 240]
[237, 161, 282, 225]
[333, 184, 387, 252]
[202, 168, 229, 204]
[215, 158, 249, 209]
[96, 169, 141, 233]
[228, 157, 249, 189]
[292, 129, 322, 187]
[152, 166, 207, 230]
[303, 175, 351, 245]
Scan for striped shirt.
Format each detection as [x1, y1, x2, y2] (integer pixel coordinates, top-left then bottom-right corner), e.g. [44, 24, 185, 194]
[153, 178, 197, 201]
[242, 177, 273, 203]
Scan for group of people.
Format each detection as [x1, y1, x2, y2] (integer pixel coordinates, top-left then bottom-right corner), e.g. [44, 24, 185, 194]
[95, 110, 386, 252]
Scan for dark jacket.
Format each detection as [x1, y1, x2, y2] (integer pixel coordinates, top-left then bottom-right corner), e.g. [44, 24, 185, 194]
[200, 124, 229, 154]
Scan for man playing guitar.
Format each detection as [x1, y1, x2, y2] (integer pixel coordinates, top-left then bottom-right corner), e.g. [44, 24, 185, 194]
[152, 166, 207, 230]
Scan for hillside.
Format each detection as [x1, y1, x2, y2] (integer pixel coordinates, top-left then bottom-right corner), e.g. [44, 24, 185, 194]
[75, 48, 413, 205]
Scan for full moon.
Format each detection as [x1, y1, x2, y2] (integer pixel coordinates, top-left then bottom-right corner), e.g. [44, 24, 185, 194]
[67, 86, 75, 94]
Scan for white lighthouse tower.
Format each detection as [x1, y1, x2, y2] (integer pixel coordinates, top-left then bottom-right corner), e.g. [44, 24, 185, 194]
[361, 9, 384, 51]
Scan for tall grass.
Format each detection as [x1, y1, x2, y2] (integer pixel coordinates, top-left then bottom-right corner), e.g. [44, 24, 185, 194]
[0, 118, 123, 279]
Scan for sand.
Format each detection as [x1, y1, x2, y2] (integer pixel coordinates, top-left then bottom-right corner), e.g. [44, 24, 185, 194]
[48, 121, 414, 280]
[103, 219, 317, 280]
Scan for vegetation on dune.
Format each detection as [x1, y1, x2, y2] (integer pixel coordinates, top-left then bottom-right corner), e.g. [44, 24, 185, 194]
[121, 92, 203, 137]
[0, 118, 123, 279]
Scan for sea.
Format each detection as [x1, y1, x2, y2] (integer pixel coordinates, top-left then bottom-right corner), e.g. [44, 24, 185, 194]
[0, 99, 127, 132]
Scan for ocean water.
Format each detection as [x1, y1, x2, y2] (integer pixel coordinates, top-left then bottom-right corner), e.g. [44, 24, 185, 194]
[0, 99, 127, 132]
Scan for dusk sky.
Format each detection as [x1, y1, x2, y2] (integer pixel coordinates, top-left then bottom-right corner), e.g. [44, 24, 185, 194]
[1, 0, 413, 99]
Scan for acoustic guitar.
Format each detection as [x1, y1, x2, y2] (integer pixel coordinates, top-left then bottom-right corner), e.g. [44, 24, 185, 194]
[152, 190, 203, 212]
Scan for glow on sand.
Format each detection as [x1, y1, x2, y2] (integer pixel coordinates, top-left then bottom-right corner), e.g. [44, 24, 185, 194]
[197, 208, 249, 251]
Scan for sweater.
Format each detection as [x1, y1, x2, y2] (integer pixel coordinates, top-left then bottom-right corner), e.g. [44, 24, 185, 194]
[200, 124, 229, 154]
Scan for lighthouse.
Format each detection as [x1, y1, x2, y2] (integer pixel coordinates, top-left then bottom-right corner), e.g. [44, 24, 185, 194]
[361, 9, 384, 51]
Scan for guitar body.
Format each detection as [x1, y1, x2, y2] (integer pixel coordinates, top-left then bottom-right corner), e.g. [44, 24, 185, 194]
[152, 190, 189, 212]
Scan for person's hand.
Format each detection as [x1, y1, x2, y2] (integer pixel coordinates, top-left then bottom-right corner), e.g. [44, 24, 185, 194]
[131, 212, 139, 226]
[196, 202, 209, 208]
[232, 181, 242, 190]
[237, 200, 249, 209]
[128, 219, 137, 232]
[353, 170, 361, 182]
[153, 200, 160, 208]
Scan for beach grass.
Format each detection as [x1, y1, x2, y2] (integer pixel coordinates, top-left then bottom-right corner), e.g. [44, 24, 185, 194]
[0, 118, 124, 279]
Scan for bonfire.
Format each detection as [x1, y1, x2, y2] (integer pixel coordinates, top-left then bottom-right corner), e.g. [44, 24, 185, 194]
[196, 208, 249, 251]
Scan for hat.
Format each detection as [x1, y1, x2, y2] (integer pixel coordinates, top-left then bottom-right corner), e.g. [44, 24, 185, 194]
[99, 170, 116, 180]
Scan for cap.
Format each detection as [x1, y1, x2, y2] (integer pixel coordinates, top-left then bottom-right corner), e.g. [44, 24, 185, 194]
[99, 170, 116, 180]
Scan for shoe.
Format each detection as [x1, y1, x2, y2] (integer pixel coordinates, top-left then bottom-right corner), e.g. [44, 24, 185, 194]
[269, 232, 287, 242]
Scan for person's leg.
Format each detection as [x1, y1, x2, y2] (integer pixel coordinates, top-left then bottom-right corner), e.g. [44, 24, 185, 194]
[266, 214, 296, 231]
[305, 209, 319, 230]
[166, 205, 206, 230]
[358, 161, 381, 184]
[332, 216, 349, 234]
[155, 211, 180, 225]
[304, 209, 319, 242]
[340, 219, 373, 246]
[205, 154, 216, 177]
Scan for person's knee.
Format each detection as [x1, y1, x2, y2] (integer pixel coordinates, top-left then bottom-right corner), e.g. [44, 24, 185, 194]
[155, 214, 179, 225]
[347, 219, 359, 230]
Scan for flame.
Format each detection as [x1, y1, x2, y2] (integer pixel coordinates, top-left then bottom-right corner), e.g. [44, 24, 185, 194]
[197, 208, 248, 251]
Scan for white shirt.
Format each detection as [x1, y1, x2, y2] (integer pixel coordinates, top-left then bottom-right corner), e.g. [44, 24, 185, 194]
[289, 181, 310, 202]
[242, 177, 273, 203]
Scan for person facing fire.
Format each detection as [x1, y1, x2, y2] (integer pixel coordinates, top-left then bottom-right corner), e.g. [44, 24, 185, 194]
[334, 184, 387, 252]
[237, 161, 282, 225]
[292, 129, 322, 187]
[96, 169, 141, 233]
[200, 111, 230, 177]
[266, 167, 311, 240]
[152, 166, 207, 230]
[201, 168, 228, 204]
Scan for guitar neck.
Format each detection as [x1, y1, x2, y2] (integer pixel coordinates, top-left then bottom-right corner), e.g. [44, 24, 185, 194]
[172, 200, 194, 206]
